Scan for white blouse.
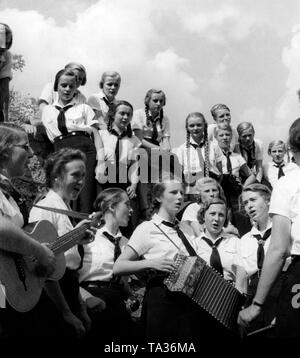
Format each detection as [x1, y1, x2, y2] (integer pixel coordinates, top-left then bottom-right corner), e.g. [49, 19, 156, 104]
[127, 213, 197, 260]
[29, 189, 81, 270]
[42, 98, 98, 142]
[269, 166, 300, 256]
[79, 225, 127, 282]
[196, 231, 239, 281]
[131, 108, 170, 144]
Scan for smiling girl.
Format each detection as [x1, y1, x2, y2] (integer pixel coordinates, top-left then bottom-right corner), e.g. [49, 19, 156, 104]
[29, 148, 102, 339]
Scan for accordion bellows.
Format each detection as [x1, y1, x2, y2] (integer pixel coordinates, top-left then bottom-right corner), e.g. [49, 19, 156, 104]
[164, 254, 244, 331]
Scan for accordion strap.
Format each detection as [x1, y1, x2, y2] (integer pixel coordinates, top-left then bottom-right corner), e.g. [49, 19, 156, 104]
[154, 223, 197, 256]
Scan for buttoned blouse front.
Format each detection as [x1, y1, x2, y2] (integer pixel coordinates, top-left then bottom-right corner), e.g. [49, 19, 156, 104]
[174, 138, 222, 177]
[127, 213, 197, 260]
[42, 99, 98, 142]
[131, 108, 170, 144]
[234, 222, 272, 276]
[79, 225, 127, 282]
[269, 167, 300, 256]
[99, 129, 141, 183]
[196, 231, 239, 281]
[99, 130, 141, 163]
[29, 189, 81, 270]
[213, 145, 247, 177]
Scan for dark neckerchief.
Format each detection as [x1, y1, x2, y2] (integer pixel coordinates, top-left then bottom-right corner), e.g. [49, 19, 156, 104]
[102, 230, 122, 283]
[273, 161, 285, 179]
[160, 219, 197, 256]
[55, 104, 74, 136]
[239, 142, 256, 169]
[201, 235, 224, 276]
[253, 227, 272, 271]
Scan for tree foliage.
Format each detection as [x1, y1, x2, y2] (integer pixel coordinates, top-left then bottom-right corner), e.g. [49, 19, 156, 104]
[8, 54, 46, 207]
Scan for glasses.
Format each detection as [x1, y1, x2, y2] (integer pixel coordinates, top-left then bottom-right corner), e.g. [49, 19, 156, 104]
[14, 143, 31, 152]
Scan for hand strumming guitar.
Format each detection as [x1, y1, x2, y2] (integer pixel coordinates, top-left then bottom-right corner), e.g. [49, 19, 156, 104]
[34, 243, 56, 277]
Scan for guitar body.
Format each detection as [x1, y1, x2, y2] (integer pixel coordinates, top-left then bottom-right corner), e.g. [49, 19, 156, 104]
[0, 220, 66, 312]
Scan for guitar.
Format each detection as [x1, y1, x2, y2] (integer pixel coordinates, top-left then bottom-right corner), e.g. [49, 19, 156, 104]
[0, 219, 91, 312]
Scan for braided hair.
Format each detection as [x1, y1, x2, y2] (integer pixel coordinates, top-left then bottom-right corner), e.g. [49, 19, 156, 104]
[144, 89, 166, 130]
[185, 112, 210, 181]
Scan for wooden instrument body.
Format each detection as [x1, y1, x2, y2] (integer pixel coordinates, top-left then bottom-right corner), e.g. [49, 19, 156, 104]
[0, 220, 66, 312]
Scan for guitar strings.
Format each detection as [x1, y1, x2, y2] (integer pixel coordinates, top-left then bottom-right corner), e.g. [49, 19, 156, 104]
[50, 223, 90, 253]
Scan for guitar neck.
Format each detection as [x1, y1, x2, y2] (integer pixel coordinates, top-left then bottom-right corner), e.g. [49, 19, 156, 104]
[49, 223, 90, 254]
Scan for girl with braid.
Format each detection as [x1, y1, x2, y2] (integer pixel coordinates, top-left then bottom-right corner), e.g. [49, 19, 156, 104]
[174, 112, 222, 201]
[131, 89, 172, 219]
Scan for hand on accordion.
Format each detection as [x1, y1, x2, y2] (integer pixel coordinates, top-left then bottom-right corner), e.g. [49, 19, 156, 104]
[148, 258, 177, 273]
[237, 304, 262, 328]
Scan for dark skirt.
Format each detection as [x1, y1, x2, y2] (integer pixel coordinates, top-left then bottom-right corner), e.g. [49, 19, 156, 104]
[246, 271, 285, 337]
[141, 279, 235, 341]
[82, 282, 136, 342]
[275, 256, 300, 338]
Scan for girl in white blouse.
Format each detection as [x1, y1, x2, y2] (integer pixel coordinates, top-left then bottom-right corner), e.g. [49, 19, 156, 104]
[96, 100, 140, 237]
[41, 68, 102, 214]
[263, 140, 297, 189]
[131, 89, 171, 220]
[238, 118, 300, 338]
[174, 112, 221, 200]
[87, 71, 121, 129]
[181, 177, 238, 237]
[235, 184, 286, 336]
[29, 148, 101, 340]
[114, 179, 204, 341]
[196, 197, 239, 282]
[79, 187, 136, 342]
[0, 123, 55, 339]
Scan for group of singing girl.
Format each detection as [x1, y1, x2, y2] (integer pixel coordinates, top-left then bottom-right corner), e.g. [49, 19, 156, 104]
[1, 22, 300, 342]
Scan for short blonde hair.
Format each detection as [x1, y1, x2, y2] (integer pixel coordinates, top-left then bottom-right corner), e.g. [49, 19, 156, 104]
[210, 104, 230, 120]
[267, 140, 286, 155]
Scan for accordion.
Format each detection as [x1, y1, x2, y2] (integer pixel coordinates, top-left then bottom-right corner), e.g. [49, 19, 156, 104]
[164, 254, 244, 331]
